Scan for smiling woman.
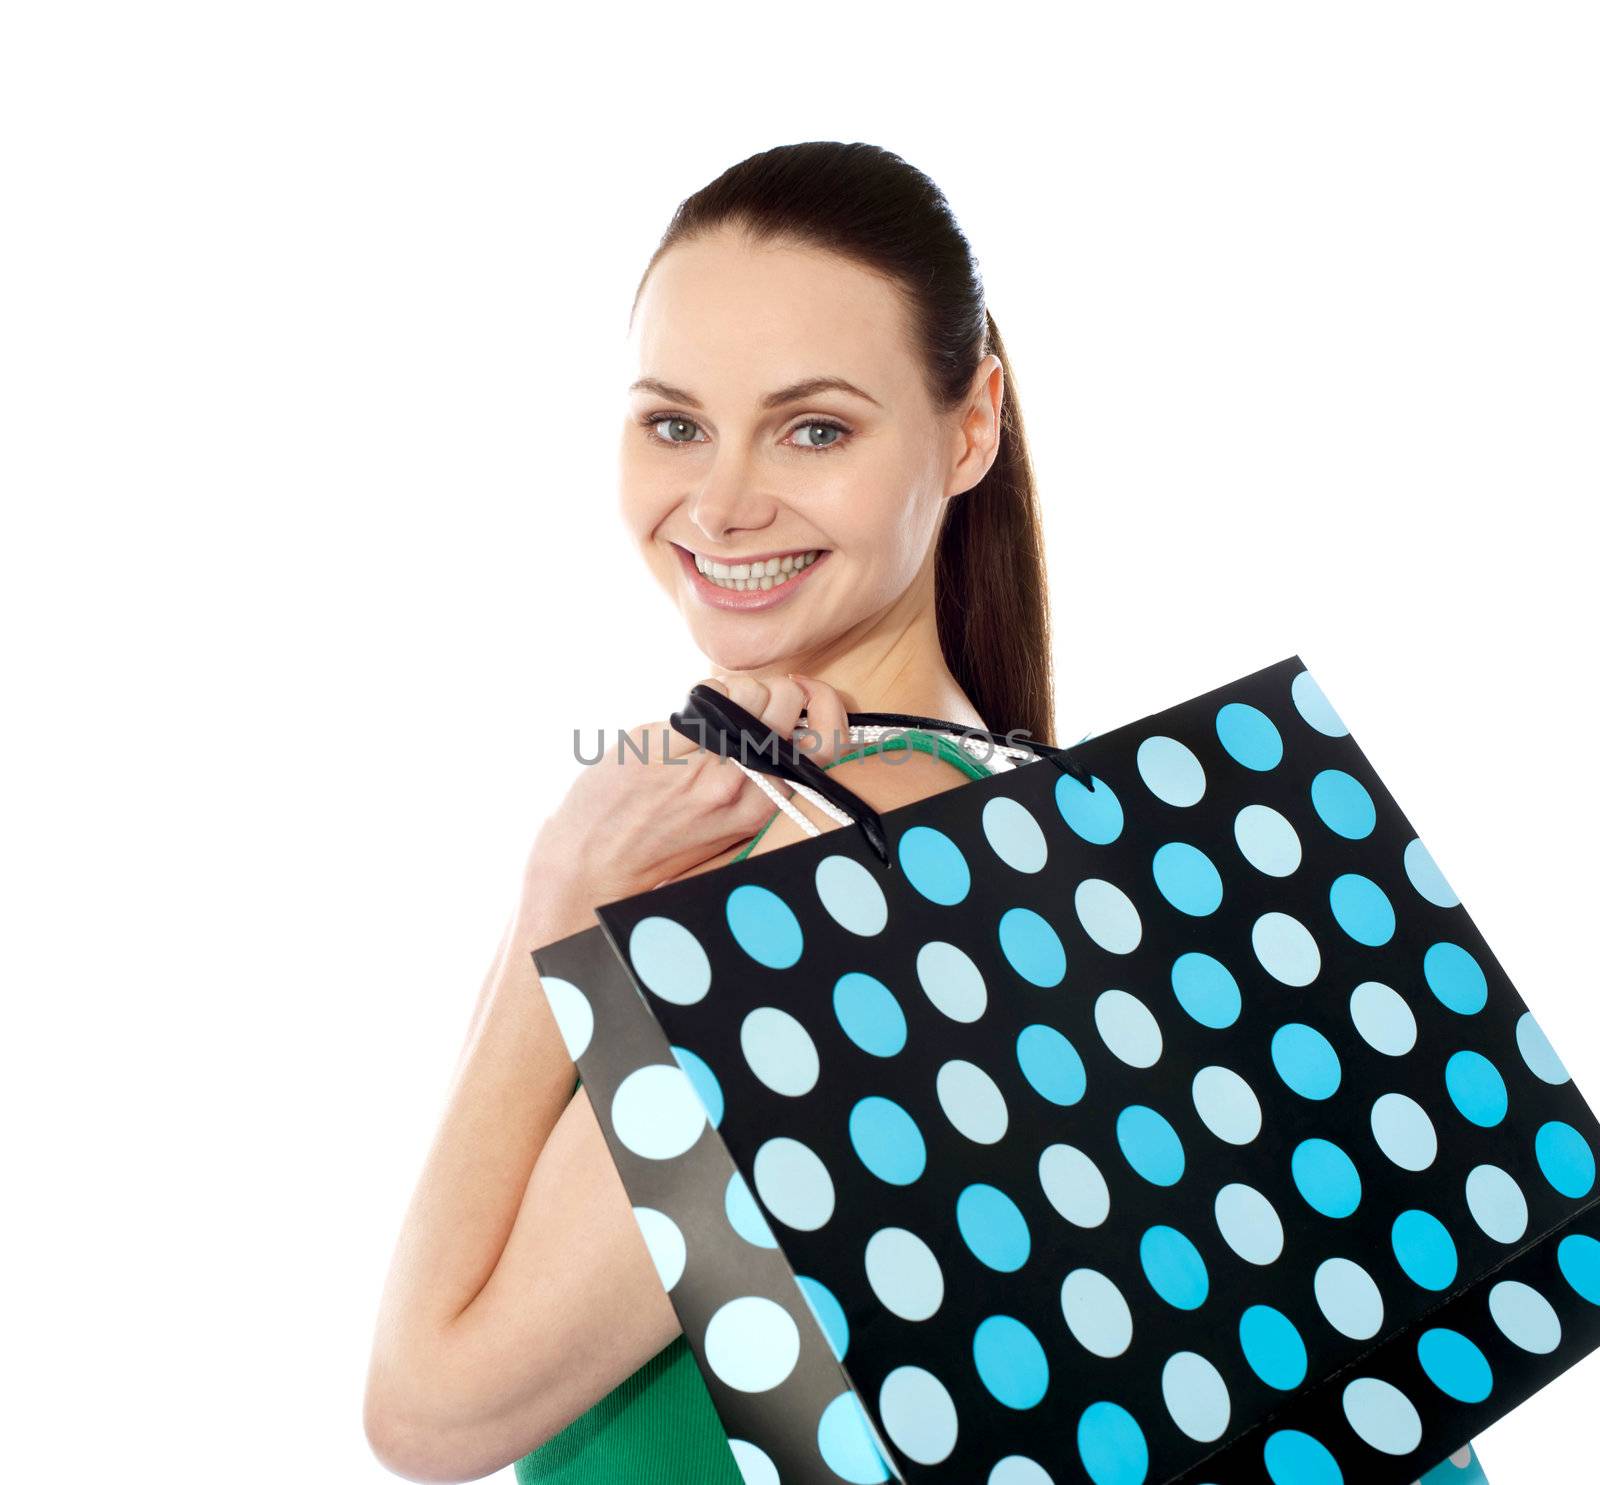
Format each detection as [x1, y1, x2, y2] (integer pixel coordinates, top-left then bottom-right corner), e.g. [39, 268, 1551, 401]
[364, 139, 1078, 1485]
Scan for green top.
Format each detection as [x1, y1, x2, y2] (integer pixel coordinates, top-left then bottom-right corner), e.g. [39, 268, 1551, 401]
[515, 728, 994, 1483]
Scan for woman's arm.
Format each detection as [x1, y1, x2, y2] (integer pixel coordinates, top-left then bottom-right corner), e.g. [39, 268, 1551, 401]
[363, 883, 684, 1483]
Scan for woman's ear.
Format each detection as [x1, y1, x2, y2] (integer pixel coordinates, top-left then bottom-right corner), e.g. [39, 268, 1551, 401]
[949, 354, 1004, 498]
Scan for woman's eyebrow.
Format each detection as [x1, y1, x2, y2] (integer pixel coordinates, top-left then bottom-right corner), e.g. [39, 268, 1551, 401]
[628, 375, 883, 411]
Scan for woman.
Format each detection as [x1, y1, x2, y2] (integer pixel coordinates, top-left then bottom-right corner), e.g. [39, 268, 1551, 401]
[362, 141, 1490, 1485]
[361, 138, 1054, 1483]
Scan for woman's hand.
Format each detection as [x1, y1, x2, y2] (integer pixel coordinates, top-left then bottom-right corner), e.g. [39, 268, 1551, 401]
[521, 671, 851, 938]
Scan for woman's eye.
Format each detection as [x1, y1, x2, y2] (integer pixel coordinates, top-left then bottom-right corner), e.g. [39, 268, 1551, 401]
[791, 421, 846, 450]
[648, 415, 706, 445]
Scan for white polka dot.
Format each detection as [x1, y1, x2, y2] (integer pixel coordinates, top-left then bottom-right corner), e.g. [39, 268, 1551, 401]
[865, 1227, 944, 1321]
[538, 976, 594, 1060]
[1040, 1144, 1110, 1227]
[1061, 1268, 1133, 1357]
[740, 1006, 819, 1096]
[628, 915, 711, 1004]
[1252, 911, 1321, 985]
[1234, 804, 1302, 877]
[704, 1296, 800, 1392]
[1350, 981, 1417, 1056]
[1314, 1257, 1384, 1339]
[879, 1366, 958, 1464]
[1341, 1376, 1422, 1455]
[631, 1207, 686, 1291]
[1094, 989, 1163, 1068]
[752, 1137, 835, 1231]
[727, 1439, 780, 1485]
[916, 940, 988, 1023]
[1137, 735, 1207, 806]
[611, 1064, 706, 1160]
[1466, 1163, 1529, 1243]
[1215, 1183, 1283, 1264]
[936, 1060, 1009, 1144]
[815, 854, 889, 936]
[1192, 1065, 1263, 1145]
[1489, 1280, 1562, 1354]
[988, 1458, 1053, 1485]
[982, 796, 1049, 873]
[1371, 1092, 1437, 1171]
[1075, 878, 1143, 954]
[1162, 1351, 1231, 1441]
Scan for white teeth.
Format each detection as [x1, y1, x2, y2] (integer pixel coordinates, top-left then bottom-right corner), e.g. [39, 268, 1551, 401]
[693, 549, 821, 591]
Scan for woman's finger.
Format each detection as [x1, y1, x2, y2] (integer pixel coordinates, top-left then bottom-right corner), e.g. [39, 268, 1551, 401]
[789, 672, 852, 765]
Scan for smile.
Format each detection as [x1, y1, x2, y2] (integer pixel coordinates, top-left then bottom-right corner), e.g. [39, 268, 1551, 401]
[672, 543, 830, 612]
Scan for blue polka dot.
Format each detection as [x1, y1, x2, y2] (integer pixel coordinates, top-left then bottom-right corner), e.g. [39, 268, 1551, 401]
[1446, 1050, 1508, 1127]
[1240, 1304, 1308, 1389]
[1558, 1233, 1600, 1303]
[1075, 878, 1143, 953]
[817, 1391, 891, 1483]
[671, 1045, 724, 1126]
[1253, 911, 1321, 986]
[1310, 770, 1376, 838]
[629, 915, 712, 1004]
[973, 1315, 1049, 1409]
[725, 1172, 777, 1248]
[1291, 670, 1349, 738]
[833, 972, 906, 1057]
[849, 1096, 926, 1185]
[1329, 873, 1395, 946]
[1517, 1012, 1571, 1085]
[1234, 803, 1302, 876]
[1171, 952, 1241, 1029]
[1264, 1429, 1343, 1485]
[1055, 771, 1124, 844]
[1153, 842, 1224, 916]
[725, 885, 803, 969]
[999, 906, 1068, 987]
[898, 826, 970, 905]
[1077, 1401, 1148, 1485]
[1271, 1023, 1342, 1100]
[1536, 1120, 1596, 1198]
[814, 854, 888, 935]
[1137, 735, 1206, 806]
[1117, 1104, 1185, 1186]
[1139, 1225, 1209, 1310]
[1404, 837, 1460, 907]
[796, 1275, 849, 1360]
[1017, 1024, 1087, 1105]
[982, 796, 1049, 873]
[1292, 1138, 1361, 1217]
[1424, 941, 1488, 1014]
[1417, 1328, 1493, 1403]
[1392, 1209, 1458, 1291]
[958, 1184, 1031, 1272]
[1217, 701, 1284, 771]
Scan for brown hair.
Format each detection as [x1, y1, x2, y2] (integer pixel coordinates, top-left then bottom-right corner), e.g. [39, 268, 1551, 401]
[631, 141, 1058, 747]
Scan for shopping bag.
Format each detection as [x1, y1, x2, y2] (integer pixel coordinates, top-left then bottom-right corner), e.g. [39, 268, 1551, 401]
[531, 653, 1600, 1484]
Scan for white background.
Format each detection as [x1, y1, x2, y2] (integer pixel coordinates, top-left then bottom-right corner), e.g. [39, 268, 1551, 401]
[3, 3, 1596, 1481]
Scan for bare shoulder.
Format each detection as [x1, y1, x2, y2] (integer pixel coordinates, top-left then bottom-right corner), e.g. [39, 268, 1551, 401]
[742, 745, 972, 860]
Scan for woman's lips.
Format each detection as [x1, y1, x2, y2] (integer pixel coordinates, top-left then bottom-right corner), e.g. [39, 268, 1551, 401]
[673, 543, 831, 612]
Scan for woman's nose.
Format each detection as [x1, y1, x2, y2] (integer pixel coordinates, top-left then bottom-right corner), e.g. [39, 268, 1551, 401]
[684, 453, 780, 543]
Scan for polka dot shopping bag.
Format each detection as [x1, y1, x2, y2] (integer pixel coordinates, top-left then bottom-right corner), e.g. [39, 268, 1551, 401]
[530, 654, 1599, 1485]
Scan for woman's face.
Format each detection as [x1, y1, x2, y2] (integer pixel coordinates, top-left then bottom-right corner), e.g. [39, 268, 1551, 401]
[619, 228, 992, 675]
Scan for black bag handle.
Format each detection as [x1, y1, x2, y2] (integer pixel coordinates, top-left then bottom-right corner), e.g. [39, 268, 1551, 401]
[668, 684, 1094, 869]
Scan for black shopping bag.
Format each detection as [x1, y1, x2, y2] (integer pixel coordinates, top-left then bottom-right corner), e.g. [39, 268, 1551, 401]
[531, 654, 1600, 1485]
